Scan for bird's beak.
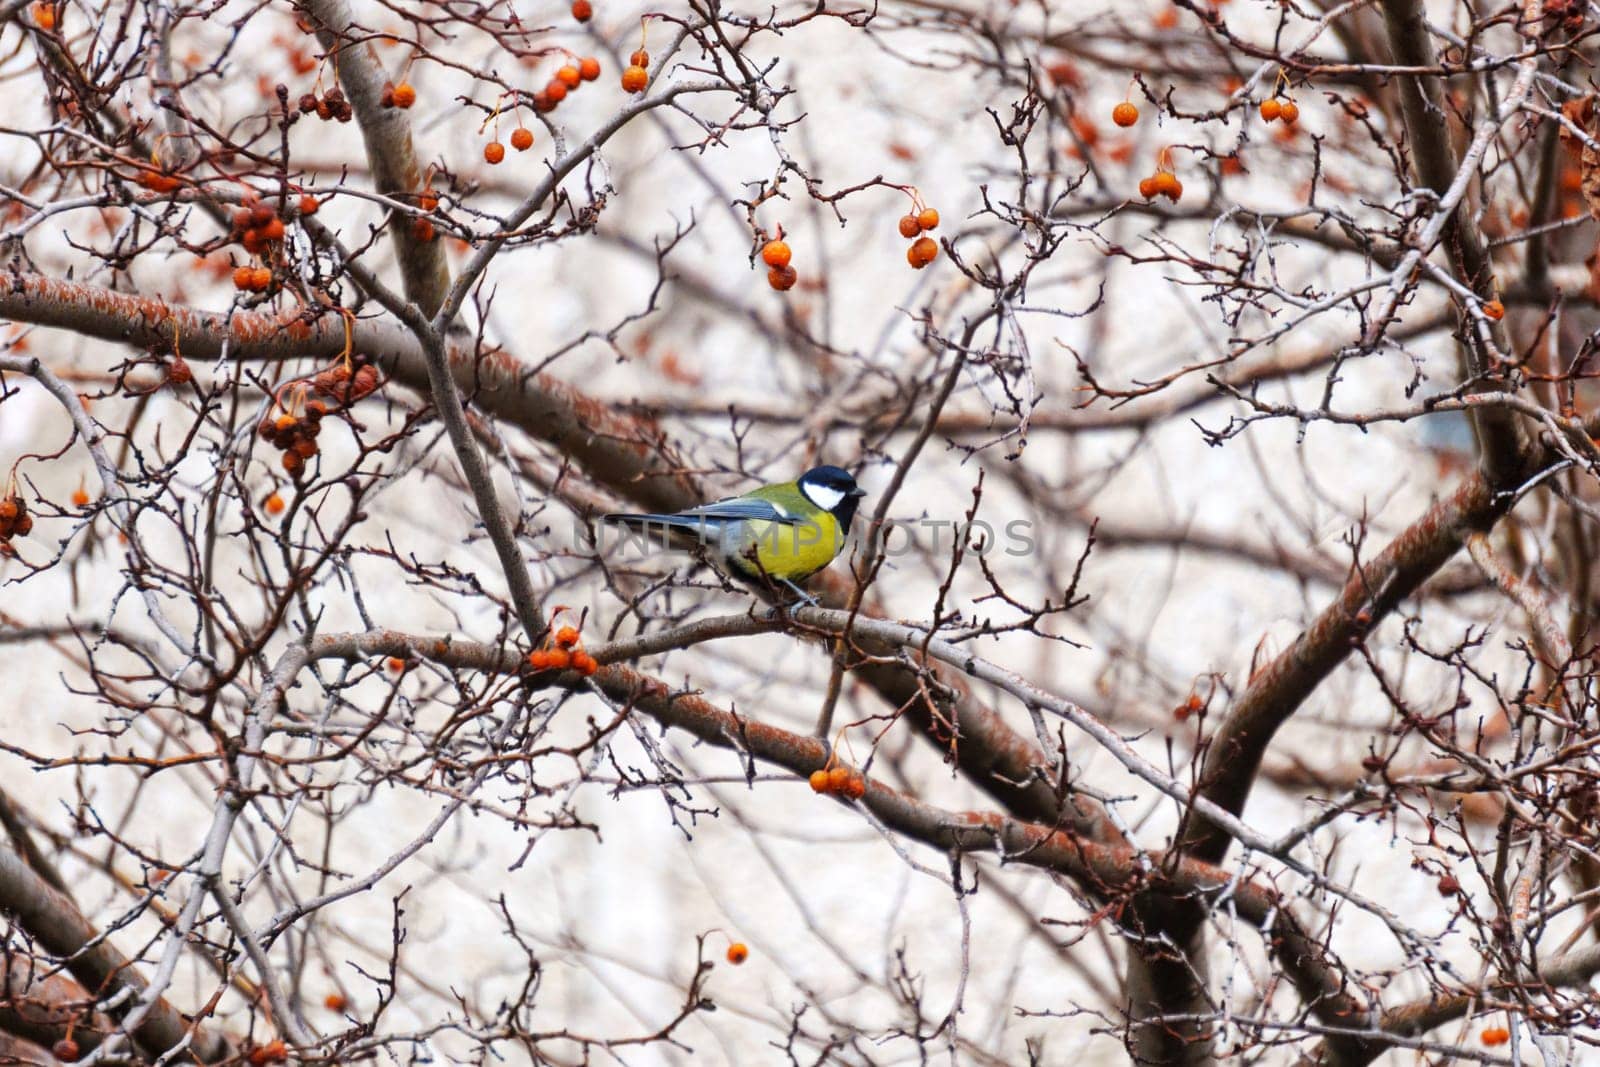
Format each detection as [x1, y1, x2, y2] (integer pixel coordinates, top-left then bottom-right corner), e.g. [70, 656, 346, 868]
[849, 487, 867, 497]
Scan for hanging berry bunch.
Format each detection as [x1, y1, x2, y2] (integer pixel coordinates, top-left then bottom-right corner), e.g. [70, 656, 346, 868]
[257, 386, 324, 483]
[1257, 70, 1300, 126]
[807, 744, 867, 800]
[897, 195, 940, 269]
[529, 55, 603, 117]
[298, 84, 352, 122]
[621, 29, 650, 94]
[761, 229, 796, 291]
[1137, 148, 1183, 203]
[526, 607, 600, 675]
[381, 80, 417, 109]
[0, 484, 33, 545]
[312, 351, 381, 406]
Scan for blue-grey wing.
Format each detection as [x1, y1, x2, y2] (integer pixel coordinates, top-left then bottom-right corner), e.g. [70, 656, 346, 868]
[675, 498, 803, 526]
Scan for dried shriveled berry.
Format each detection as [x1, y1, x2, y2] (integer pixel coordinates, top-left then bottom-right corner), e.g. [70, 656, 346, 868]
[1278, 100, 1299, 125]
[767, 264, 797, 291]
[1112, 101, 1138, 127]
[760, 239, 791, 269]
[511, 127, 534, 151]
[166, 356, 192, 385]
[1437, 873, 1460, 896]
[51, 1038, 79, 1062]
[629, 48, 649, 67]
[621, 65, 648, 93]
[908, 236, 938, 268]
[897, 214, 921, 239]
[298, 93, 319, 114]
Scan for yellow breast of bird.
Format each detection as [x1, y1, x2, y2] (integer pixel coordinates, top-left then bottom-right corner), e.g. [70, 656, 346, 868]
[730, 514, 845, 581]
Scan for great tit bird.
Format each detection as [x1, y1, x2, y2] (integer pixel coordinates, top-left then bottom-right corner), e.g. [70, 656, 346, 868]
[603, 465, 866, 600]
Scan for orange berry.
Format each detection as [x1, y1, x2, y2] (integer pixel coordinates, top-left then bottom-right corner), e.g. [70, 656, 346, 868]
[554, 625, 580, 648]
[72, 487, 90, 507]
[1153, 171, 1181, 200]
[528, 650, 552, 670]
[908, 235, 938, 268]
[844, 776, 866, 800]
[52, 1038, 79, 1061]
[32, 2, 54, 29]
[412, 217, 435, 242]
[1112, 101, 1139, 127]
[484, 140, 505, 164]
[620, 65, 648, 93]
[233, 266, 255, 290]
[391, 82, 416, 108]
[557, 65, 582, 89]
[510, 127, 534, 151]
[808, 770, 829, 793]
[386, 656, 407, 673]
[629, 49, 649, 67]
[324, 993, 348, 1012]
[299, 194, 319, 215]
[897, 214, 921, 238]
[1481, 1027, 1510, 1046]
[1483, 299, 1505, 321]
[260, 217, 285, 242]
[1278, 100, 1299, 125]
[1259, 98, 1281, 122]
[572, 651, 599, 675]
[767, 264, 797, 291]
[917, 208, 939, 231]
[725, 942, 749, 965]
[545, 79, 567, 103]
[571, 0, 592, 19]
[826, 767, 851, 793]
[1138, 176, 1159, 199]
[760, 239, 791, 269]
[546, 648, 572, 670]
[264, 492, 285, 515]
[579, 56, 601, 81]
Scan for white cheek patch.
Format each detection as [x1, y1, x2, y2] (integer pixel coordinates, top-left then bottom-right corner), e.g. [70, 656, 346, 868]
[802, 483, 846, 511]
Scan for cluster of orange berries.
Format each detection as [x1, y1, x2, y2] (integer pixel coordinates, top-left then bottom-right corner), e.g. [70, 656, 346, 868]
[297, 86, 353, 123]
[247, 1039, 288, 1066]
[621, 49, 650, 94]
[380, 81, 418, 109]
[898, 208, 941, 269]
[1258, 96, 1300, 125]
[257, 398, 327, 481]
[761, 237, 796, 291]
[412, 188, 440, 243]
[313, 355, 381, 405]
[1481, 1026, 1510, 1046]
[0, 494, 33, 543]
[1137, 168, 1183, 203]
[808, 763, 866, 800]
[233, 264, 273, 292]
[528, 624, 600, 675]
[529, 57, 602, 117]
[232, 201, 298, 253]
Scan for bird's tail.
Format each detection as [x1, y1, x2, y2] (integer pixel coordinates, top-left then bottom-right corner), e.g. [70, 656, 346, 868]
[602, 513, 715, 531]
